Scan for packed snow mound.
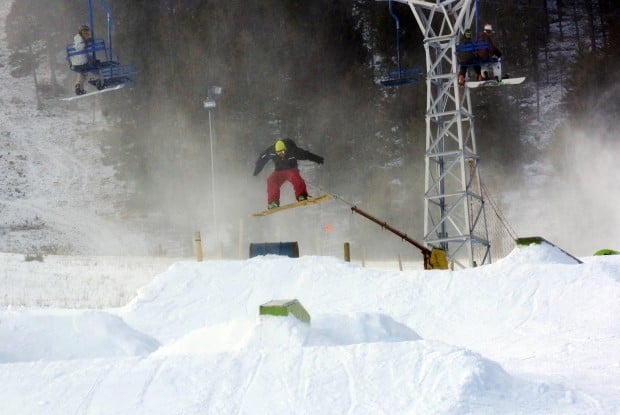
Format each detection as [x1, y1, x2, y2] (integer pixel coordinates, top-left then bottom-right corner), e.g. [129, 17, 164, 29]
[2, 337, 594, 415]
[119, 256, 378, 343]
[119, 251, 620, 349]
[2, 252, 616, 413]
[149, 338, 584, 415]
[502, 239, 581, 265]
[0, 309, 159, 363]
[307, 312, 422, 345]
[154, 312, 421, 357]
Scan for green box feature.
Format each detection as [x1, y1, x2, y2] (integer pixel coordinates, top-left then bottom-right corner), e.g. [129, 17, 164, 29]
[259, 299, 311, 324]
[515, 236, 545, 246]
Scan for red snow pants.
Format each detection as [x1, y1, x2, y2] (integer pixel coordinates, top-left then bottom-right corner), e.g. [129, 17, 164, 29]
[267, 168, 308, 204]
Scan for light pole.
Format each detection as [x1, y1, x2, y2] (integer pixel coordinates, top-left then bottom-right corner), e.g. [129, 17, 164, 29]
[203, 86, 222, 256]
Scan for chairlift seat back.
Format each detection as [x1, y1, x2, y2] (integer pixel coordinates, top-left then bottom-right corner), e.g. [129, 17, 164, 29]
[456, 40, 495, 65]
[66, 39, 109, 68]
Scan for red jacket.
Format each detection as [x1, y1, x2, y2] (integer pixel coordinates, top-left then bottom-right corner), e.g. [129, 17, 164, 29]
[477, 32, 502, 61]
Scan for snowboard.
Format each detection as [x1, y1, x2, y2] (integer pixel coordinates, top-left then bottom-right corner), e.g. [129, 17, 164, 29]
[60, 83, 126, 101]
[252, 194, 330, 217]
[465, 76, 526, 88]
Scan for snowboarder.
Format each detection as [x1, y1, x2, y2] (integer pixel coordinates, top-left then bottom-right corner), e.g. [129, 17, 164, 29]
[69, 24, 102, 95]
[477, 23, 502, 79]
[253, 138, 324, 209]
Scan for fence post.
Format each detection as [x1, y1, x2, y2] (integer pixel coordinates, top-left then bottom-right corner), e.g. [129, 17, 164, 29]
[194, 231, 203, 262]
[344, 242, 350, 262]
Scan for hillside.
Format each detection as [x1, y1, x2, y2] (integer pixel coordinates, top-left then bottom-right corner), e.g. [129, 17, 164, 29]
[1, 0, 618, 259]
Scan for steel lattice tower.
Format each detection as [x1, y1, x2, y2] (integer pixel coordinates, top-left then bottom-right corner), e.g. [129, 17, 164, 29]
[395, 0, 491, 268]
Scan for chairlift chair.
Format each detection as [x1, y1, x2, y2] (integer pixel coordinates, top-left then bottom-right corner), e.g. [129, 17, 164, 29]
[455, 0, 524, 88]
[66, 0, 136, 90]
[456, 40, 503, 81]
[379, 0, 420, 87]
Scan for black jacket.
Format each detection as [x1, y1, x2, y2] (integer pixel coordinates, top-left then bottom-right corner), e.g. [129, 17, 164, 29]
[253, 138, 324, 176]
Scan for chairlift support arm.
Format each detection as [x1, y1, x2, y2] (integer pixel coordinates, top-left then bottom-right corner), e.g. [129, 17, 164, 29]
[87, 0, 114, 59]
[388, 0, 403, 74]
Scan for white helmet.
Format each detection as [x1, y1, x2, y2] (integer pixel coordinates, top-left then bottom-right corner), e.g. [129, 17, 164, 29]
[483, 23, 493, 32]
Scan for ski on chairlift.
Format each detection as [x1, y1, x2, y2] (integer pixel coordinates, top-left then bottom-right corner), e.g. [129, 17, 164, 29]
[60, 83, 126, 102]
[465, 59, 525, 88]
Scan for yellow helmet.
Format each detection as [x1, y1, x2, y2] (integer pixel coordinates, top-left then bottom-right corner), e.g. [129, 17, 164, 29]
[275, 140, 286, 152]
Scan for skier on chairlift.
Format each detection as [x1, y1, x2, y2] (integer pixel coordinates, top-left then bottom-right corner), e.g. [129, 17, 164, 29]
[69, 24, 102, 95]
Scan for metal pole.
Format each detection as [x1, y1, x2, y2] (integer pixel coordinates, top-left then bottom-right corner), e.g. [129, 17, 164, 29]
[88, 0, 95, 39]
[388, 0, 402, 76]
[87, 0, 96, 63]
[208, 109, 218, 254]
[97, 0, 113, 58]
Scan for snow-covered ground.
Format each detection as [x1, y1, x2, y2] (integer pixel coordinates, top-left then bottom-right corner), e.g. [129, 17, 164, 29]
[1, 243, 619, 414]
[0, 252, 181, 308]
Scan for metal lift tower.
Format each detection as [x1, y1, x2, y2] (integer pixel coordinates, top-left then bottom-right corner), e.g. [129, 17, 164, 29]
[393, 0, 491, 268]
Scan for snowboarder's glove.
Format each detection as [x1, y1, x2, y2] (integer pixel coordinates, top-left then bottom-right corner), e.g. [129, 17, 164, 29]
[316, 156, 324, 165]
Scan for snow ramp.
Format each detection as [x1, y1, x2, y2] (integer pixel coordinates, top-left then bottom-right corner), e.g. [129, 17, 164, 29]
[514, 236, 582, 263]
[110, 252, 617, 414]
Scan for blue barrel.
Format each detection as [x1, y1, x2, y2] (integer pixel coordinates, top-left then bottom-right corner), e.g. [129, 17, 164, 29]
[249, 242, 300, 258]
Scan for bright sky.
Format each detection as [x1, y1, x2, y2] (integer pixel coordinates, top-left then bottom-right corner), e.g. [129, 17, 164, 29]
[1, 243, 619, 414]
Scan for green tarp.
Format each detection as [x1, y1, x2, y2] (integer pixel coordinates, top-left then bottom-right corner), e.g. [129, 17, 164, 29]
[593, 249, 619, 256]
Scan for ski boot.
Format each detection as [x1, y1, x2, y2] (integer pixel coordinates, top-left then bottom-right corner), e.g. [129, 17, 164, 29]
[268, 201, 279, 209]
[75, 84, 86, 96]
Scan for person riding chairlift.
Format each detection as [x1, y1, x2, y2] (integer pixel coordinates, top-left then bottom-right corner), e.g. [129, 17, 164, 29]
[69, 24, 103, 95]
[477, 23, 503, 79]
[457, 28, 484, 86]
